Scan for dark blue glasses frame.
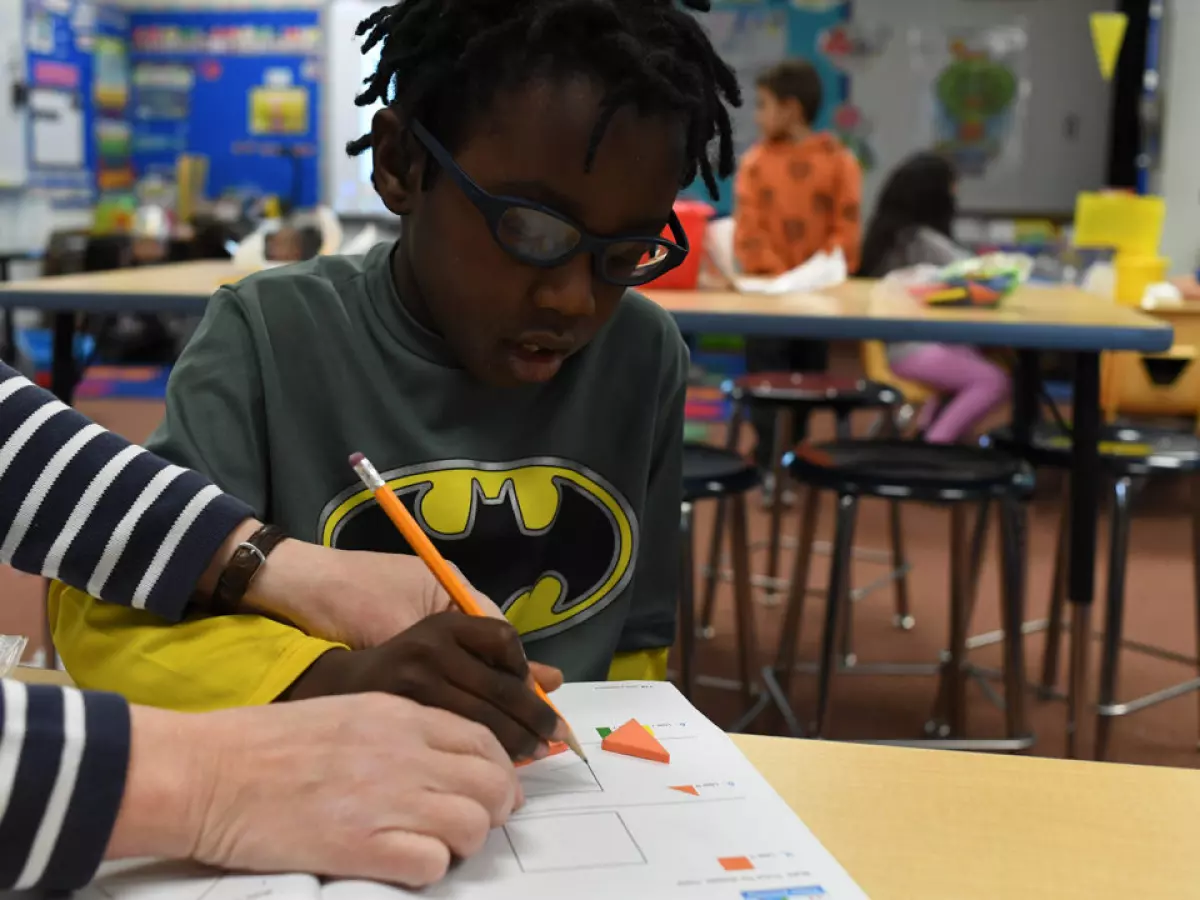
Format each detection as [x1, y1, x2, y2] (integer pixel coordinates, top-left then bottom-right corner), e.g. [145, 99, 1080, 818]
[409, 119, 689, 287]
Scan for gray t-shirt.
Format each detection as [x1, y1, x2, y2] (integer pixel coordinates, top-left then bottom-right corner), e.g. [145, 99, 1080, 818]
[884, 226, 970, 364]
[145, 241, 687, 680]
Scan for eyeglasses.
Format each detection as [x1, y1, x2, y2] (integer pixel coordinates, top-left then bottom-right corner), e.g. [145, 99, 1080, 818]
[409, 119, 689, 287]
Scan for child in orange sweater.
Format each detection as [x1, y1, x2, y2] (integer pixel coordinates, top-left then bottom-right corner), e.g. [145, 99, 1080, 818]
[734, 60, 863, 474]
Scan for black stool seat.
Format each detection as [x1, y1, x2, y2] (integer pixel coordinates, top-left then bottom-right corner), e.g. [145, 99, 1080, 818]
[985, 424, 1200, 475]
[683, 443, 760, 502]
[724, 372, 901, 410]
[787, 439, 1033, 501]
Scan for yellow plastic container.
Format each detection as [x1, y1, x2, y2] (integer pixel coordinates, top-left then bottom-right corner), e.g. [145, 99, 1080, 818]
[1074, 192, 1165, 254]
[1114, 253, 1168, 307]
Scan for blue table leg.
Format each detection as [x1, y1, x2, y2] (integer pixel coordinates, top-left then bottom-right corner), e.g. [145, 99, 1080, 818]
[1066, 352, 1101, 759]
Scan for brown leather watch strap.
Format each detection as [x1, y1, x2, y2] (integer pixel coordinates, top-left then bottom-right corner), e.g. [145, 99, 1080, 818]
[211, 524, 289, 616]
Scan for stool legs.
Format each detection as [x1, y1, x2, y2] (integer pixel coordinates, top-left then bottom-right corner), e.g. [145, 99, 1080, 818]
[813, 493, 859, 738]
[998, 494, 1029, 745]
[758, 488, 821, 737]
[888, 500, 914, 630]
[763, 408, 795, 604]
[677, 501, 697, 702]
[1095, 477, 1136, 762]
[729, 493, 760, 710]
[1041, 499, 1070, 695]
[1193, 478, 1200, 752]
[947, 505, 972, 736]
[699, 402, 746, 637]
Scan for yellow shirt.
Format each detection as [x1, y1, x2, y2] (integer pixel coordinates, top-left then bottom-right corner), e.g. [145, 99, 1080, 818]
[49, 581, 668, 710]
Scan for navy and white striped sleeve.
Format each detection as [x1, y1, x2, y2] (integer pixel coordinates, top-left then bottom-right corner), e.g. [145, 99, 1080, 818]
[0, 681, 130, 892]
[0, 361, 254, 621]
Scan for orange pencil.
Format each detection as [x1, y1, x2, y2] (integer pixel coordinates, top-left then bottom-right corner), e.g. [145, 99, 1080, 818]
[348, 451, 587, 763]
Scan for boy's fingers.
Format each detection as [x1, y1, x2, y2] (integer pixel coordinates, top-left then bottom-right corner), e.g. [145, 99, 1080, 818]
[448, 615, 529, 679]
[528, 662, 564, 693]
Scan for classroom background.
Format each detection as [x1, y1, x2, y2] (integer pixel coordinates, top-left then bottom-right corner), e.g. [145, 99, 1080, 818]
[5, 0, 1200, 774]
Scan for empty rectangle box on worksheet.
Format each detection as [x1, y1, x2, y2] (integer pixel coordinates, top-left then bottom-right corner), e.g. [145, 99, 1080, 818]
[505, 811, 646, 873]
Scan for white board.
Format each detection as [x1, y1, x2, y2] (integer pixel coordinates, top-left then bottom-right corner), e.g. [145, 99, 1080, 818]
[0, 2, 28, 188]
[325, 0, 389, 217]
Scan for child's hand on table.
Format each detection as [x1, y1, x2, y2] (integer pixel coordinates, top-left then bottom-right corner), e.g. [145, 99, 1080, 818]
[282, 611, 566, 761]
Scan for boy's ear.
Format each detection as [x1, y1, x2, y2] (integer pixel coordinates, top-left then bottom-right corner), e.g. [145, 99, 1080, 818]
[371, 107, 424, 216]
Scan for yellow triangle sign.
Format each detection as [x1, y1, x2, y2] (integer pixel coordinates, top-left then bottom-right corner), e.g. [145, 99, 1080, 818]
[1091, 12, 1128, 81]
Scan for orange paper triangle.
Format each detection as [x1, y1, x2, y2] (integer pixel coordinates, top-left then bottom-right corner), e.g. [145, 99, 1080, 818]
[670, 785, 699, 796]
[515, 741, 569, 768]
[601, 718, 670, 763]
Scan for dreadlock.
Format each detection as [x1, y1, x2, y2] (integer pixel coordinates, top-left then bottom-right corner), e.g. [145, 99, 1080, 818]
[345, 0, 741, 199]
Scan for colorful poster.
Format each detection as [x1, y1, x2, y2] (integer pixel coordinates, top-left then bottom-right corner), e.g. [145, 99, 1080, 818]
[912, 26, 1028, 178]
[831, 103, 876, 172]
[249, 85, 309, 136]
[93, 34, 129, 111]
[133, 62, 193, 120]
[818, 21, 890, 73]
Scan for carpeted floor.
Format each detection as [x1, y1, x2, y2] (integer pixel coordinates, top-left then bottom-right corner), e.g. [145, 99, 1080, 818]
[4, 361, 1199, 770]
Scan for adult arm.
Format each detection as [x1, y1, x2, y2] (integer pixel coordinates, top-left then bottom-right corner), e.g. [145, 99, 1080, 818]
[733, 152, 789, 276]
[0, 361, 254, 620]
[0, 361, 476, 649]
[1, 681, 520, 892]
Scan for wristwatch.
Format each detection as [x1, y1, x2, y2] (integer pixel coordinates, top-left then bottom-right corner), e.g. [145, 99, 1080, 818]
[210, 524, 289, 615]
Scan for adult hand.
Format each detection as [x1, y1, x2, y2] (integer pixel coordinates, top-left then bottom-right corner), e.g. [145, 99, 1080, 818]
[109, 694, 520, 887]
[284, 612, 564, 760]
[246, 539, 508, 649]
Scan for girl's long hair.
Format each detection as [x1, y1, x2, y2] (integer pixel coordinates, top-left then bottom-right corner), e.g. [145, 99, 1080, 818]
[859, 152, 957, 277]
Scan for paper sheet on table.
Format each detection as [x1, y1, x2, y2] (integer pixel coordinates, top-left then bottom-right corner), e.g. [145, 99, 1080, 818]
[733, 248, 848, 295]
[72, 683, 868, 900]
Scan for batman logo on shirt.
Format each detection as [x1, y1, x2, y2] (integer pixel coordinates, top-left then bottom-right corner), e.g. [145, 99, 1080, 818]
[316, 459, 638, 642]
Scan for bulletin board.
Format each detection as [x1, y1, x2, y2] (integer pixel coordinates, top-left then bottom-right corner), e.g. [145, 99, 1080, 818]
[128, 9, 322, 209]
[22, 0, 100, 210]
[680, 0, 851, 216]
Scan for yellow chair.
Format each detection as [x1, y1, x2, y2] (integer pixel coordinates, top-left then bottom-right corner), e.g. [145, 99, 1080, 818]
[1101, 345, 1200, 433]
[860, 340, 937, 408]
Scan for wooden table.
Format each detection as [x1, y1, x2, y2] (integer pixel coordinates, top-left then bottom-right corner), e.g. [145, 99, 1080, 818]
[0, 267, 1175, 756]
[9, 671, 1199, 899]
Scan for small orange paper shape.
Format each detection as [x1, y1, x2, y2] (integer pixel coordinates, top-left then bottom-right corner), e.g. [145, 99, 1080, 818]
[670, 785, 699, 796]
[719, 857, 755, 872]
[515, 741, 569, 768]
[601, 718, 670, 763]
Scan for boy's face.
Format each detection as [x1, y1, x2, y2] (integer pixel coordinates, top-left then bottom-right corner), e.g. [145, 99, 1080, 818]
[373, 77, 684, 387]
[755, 87, 802, 141]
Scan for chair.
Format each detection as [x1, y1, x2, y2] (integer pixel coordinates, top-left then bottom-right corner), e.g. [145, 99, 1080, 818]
[987, 423, 1200, 760]
[700, 373, 912, 656]
[750, 440, 1034, 749]
[677, 443, 760, 712]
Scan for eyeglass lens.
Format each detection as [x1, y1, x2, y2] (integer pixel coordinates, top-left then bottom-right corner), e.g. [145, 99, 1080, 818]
[495, 207, 671, 285]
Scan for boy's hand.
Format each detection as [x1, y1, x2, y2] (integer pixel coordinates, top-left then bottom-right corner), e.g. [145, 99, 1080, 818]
[247, 541, 509, 650]
[284, 612, 563, 760]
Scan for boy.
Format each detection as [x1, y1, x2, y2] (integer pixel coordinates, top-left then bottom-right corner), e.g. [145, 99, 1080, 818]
[733, 60, 862, 472]
[50, 0, 741, 718]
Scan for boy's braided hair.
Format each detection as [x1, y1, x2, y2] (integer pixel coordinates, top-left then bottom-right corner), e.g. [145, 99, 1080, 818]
[345, 0, 741, 198]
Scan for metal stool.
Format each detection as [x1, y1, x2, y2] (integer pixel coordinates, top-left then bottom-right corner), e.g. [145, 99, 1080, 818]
[678, 443, 760, 712]
[988, 424, 1200, 761]
[702, 372, 912, 632]
[748, 440, 1035, 750]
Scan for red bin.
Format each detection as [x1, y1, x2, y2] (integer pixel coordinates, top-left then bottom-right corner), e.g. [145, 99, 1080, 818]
[645, 199, 714, 290]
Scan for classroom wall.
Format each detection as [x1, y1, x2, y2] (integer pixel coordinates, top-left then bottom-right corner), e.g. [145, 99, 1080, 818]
[847, 0, 1118, 217]
[1155, 0, 1198, 276]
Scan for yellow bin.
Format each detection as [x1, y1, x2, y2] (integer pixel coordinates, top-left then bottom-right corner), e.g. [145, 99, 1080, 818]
[1114, 253, 1168, 307]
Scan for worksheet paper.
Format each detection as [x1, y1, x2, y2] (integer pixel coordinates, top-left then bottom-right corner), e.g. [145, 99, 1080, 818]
[73, 682, 868, 900]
